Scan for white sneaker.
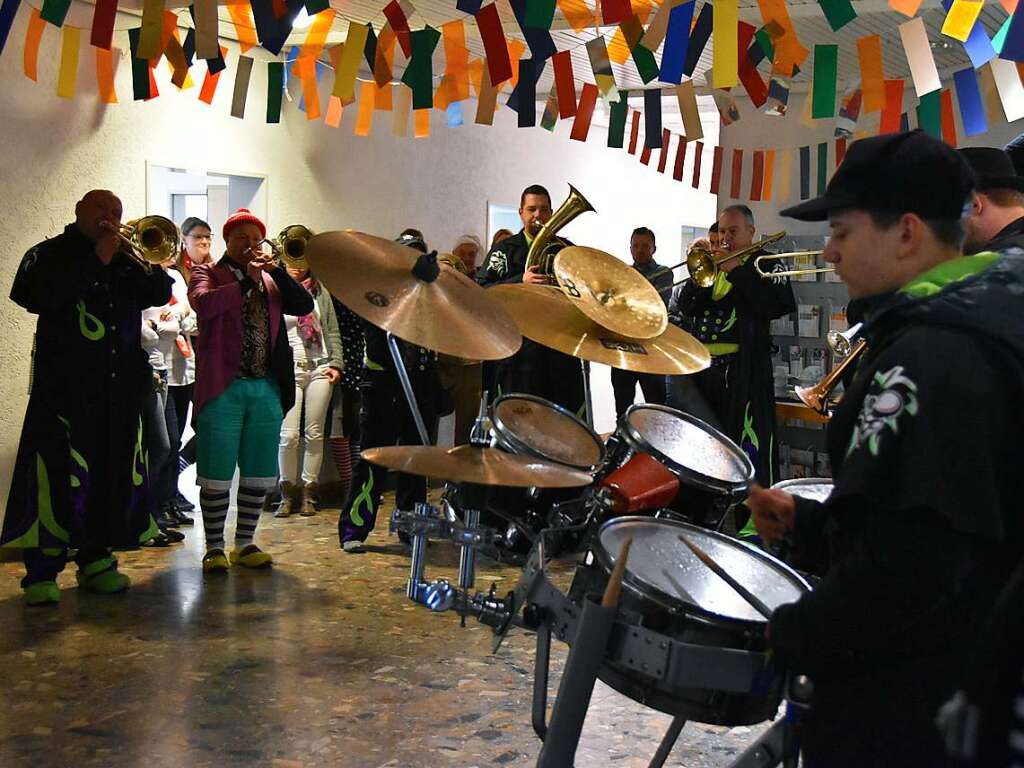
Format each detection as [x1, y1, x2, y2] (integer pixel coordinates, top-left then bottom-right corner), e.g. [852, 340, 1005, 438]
[342, 540, 365, 553]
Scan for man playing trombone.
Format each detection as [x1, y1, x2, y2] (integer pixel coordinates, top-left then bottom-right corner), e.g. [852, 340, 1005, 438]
[3, 190, 172, 605]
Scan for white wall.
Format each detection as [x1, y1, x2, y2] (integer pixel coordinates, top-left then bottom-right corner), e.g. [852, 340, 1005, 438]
[0, 15, 717, 513]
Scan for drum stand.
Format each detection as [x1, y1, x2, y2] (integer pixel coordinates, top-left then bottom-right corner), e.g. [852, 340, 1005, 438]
[581, 360, 593, 428]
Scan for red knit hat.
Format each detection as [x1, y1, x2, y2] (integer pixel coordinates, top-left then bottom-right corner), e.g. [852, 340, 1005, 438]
[222, 208, 266, 240]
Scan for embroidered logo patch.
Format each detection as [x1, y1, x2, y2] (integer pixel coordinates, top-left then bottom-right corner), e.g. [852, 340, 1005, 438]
[847, 365, 919, 457]
[487, 250, 509, 277]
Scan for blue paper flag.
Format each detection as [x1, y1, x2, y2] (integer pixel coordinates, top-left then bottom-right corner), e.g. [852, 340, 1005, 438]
[942, 0, 995, 68]
[659, 1, 695, 84]
[953, 66, 988, 136]
[0, 0, 19, 58]
[456, 0, 483, 13]
[998, 10, 1024, 61]
[447, 101, 464, 127]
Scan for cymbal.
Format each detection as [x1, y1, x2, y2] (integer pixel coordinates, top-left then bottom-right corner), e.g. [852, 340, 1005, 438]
[489, 284, 710, 375]
[553, 247, 668, 339]
[303, 231, 522, 361]
[361, 445, 594, 488]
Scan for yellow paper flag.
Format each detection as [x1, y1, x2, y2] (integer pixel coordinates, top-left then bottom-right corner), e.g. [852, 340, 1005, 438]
[334, 22, 369, 104]
[393, 84, 412, 136]
[777, 149, 792, 202]
[354, 81, 375, 136]
[941, 0, 983, 43]
[57, 26, 80, 100]
[712, 0, 738, 89]
[137, 0, 165, 60]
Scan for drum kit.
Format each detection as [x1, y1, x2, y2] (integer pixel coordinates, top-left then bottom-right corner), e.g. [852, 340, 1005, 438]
[303, 204, 833, 768]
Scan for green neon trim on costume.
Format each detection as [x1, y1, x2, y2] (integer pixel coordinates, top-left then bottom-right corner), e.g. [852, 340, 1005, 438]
[138, 516, 160, 544]
[350, 472, 374, 528]
[706, 343, 740, 356]
[711, 271, 733, 301]
[741, 401, 760, 452]
[76, 300, 105, 341]
[37, 454, 69, 544]
[901, 252, 997, 298]
[720, 308, 738, 333]
[131, 418, 147, 487]
[79, 555, 117, 577]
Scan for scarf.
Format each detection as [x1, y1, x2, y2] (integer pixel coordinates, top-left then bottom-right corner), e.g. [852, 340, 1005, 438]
[296, 277, 322, 351]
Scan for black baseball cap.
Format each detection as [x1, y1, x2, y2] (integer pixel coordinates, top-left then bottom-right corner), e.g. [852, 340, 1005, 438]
[1004, 131, 1024, 177]
[780, 130, 976, 222]
[960, 147, 1024, 192]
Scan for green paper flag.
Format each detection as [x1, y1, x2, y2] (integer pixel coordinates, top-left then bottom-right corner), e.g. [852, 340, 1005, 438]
[267, 61, 284, 123]
[39, 0, 72, 26]
[524, 0, 557, 29]
[812, 45, 838, 118]
[817, 142, 828, 195]
[632, 43, 660, 84]
[817, 0, 856, 32]
[401, 26, 442, 110]
[916, 90, 942, 138]
[609, 89, 629, 147]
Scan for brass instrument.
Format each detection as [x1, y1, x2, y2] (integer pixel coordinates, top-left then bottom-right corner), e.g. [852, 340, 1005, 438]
[683, 231, 786, 288]
[796, 337, 868, 415]
[523, 184, 595, 281]
[103, 215, 180, 271]
[753, 250, 834, 279]
[276, 224, 314, 270]
[827, 322, 863, 357]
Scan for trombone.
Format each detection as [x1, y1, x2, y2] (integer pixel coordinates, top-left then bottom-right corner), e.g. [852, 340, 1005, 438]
[102, 215, 180, 272]
[651, 231, 788, 292]
[796, 323, 867, 415]
[753, 251, 834, 279]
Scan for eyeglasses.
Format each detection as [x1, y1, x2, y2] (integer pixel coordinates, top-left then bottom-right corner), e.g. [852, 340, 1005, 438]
[187, 233, 213, 241]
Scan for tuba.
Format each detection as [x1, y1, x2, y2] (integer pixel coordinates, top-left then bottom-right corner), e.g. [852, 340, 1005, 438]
[523, 184, 595, 281]
[104, 215, 180, 272]
[276, 224, 314, 270]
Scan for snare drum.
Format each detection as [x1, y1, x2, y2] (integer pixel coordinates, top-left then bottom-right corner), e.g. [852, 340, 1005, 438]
[569, 516, 810, 725]
[771, 477, 834, 503]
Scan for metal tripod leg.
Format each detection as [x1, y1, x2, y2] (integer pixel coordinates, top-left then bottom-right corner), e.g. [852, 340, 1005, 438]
[458, 509, 481, 590]
[581, 359, 593, 428]
[387, 332, 429, 445]
[726, 718, 786, 768]
[406, 503, 431, 600]
[647, 717, 687, 768]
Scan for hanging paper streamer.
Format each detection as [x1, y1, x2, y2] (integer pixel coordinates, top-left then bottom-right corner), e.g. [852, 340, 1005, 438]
[609, 90, 629, 147]
[513, 57, 539, 127]
[816, 142, 828, 195]
[300, 8, 334, 61]
[137, 0, 165, 59]
[56, 25, 80, 99]
[558, 0, 595, 31]
[506, 39, 528, 87]
[640, 145, 653, 166]
[510, 0, 556, 61]
[962, 13, 996, 67]
[641, 0, 685, 53]
[414, 109, 430, 138]
[251, 0, 298, 56]
[40, 0, 71, 27]
[710, 146, 724, 194]
[684, 2, 713, 77]
[916, 90, 941, 138]
[977, 62, 1006, 125]
[656, 129, 672, 173]
[477, 4, 513, 85]
[230, 55, 254, 118]
[628, 109, 641, 154]
[199, 46, 228, 104]
[457, 0, 482, 13]
[674, 138, 687, 181]
[436, 20, 470, 109]
[446, 101, 464, 127]
[23, 7, 44, 81]
[325, 95, 344, 127]
[750, 150, 764, 201]
[193, 0, 219, 59]
[817, 0, 856, 32]
[756, 0, 808, 75]
[644, 89, 663, 148]
[603, 0, 632, 26]
[777, 149, 791, 201]
[941, 0, 983, 42]
[375, 79, 393, 111]
[384, 0, 413, 56]
[373, 25, 397, 87]
[738, 22, 768, 107]
[765, 72, 789, 115]
[999, 6, 1024, 61]
[990, 57, 1024, 121]
[835, 87, 862, 137]
[226, 1, 259, 53]
[128, 27, 151, 99]
[729, 149, 743, 198]
[659, 1, 694, 84]
[165, 31, 190, 88]
[889, 0, 922, 17]
[394, 84, 412, 135]
[587, 37, 620, 103]
[354, 81, 375, 135]
[298, 56, 321, 119]
[335, 22, 369, 104]
[812, 45, 838, 118]
[899, 17, 941, 97]
[475, 63, 500, 125]
[711, 87, 741, 124]
[402, 26, 442, 109]
[879, 79, 904, 133]
[541, 85, 559, 131]
[692, 141, 704, 189]
[713, 0, 738, 88]
[553, 50, 577, 118]
[570, 83, 599, 141]
[618, 14, 660, 83]
[763, 149, 776, 200]
[835, 137, 847, 166]
[940, 89, 957, 146]
[857, 34, 885, 113]
[525, 0, 556, 29]
[95, 46, 117, 103]
[676, 81, 703, 140]
[90, 0, 117, 50]
[267, 60, 284, 123]
[799, 146, 810, 200]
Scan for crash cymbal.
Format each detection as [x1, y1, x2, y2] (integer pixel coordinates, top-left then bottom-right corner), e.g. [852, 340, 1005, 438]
[489, 284, 710, 375]
[361, 445, 594, 488]
[303, 231, 522, 360]
[553, 247, 668, 339]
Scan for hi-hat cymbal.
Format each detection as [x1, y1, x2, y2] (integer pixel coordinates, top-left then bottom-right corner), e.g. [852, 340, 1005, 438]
[303, 231, 522, 361]
[553, 247, 668, 339]
[489, 284, 710, 375]
[361, 445, 594, 488]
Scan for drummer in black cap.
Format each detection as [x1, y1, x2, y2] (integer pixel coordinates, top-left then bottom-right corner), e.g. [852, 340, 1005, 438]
[958, 146, 1024, 253]
[746, 130, 1024, 767]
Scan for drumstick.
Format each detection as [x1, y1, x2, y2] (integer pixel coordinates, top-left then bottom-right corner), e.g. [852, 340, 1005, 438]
[677, 534, 773, 620]
[601, 537, 633, 608]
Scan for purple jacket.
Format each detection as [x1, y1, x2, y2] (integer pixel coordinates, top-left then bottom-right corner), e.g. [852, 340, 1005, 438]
[188, 259, 313, 421]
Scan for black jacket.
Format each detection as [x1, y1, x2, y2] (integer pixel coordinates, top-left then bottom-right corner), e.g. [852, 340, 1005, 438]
[984, 215, 1024, 253]
[478, 230, 531, 286]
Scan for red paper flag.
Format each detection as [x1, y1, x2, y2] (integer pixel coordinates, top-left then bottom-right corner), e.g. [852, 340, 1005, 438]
[673, 137, 687, 181]
[477, 4, 512, 85]
[750, 150, 764, 201]
[603, 0, 632, 25]
[657, 129, 671, 172]
[738, 22, 768, 107]
[940, 89, 957, 147]
[570, 83, 598, 141]
[640, 145, 653, 165]
[553, 50, 576, 118]
[879, 79, 904, 134]
[730, 149, 743, 198]
[710, 145, 724, 194]
[627, 110, 641, 154]
[692, 141, 704, 189]
[384, 0, 412, 57]
[91, 0, 118, 50]
[199, 46, 228, 104]
[835, 138, 847, 166]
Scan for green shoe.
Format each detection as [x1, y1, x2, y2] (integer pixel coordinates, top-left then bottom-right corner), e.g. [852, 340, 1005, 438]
[76, 556, 131, 594]
[24, 581, 60, 606]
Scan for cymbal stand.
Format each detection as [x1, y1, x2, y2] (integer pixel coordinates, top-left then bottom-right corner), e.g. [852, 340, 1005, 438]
[581, 360, 593, 428]
[386, 332, 430, 445]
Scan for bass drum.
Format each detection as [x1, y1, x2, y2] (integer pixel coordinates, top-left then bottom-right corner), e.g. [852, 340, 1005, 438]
[569, 516, 811, 725]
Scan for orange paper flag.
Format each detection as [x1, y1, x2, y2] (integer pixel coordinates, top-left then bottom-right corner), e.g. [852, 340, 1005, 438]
[375, 81, 393, 111]
[557, 0, 595, 31]
[889, 0, 922, 17]
[96, 46, 118, 103]
[298, 56, 321, 120]
[24, 8, 45, 82]
[325, 95, 344, 127]
[225, 0, 259, 53]
[414, 108, 430, 138]
[436, 20, 470, 109]
[757, 0, 808, 76]
[354, 81, 375, 136]
[300, 10, 335, 61]
[858, 35, 885, 113]
[763, 149, 776, 201]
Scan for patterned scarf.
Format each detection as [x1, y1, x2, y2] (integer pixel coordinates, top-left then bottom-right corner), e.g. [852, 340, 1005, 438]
[296, 277, 322, 351]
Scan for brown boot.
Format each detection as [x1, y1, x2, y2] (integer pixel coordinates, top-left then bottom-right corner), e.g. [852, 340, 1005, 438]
[300, 482, 318, 516]
[275, 481, 300, 518]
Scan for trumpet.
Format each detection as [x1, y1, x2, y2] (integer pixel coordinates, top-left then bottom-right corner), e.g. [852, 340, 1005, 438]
[102, 215, 180, 272]
[523, 184, 595, 281]
[753, 251, 834, 278]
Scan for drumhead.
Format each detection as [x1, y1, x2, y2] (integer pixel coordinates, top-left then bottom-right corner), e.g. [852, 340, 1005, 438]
[596, 516, 809, 624]
[620, 405, 754, 495]
[491, 394, 605, 471]
[772, 477, 834, 504]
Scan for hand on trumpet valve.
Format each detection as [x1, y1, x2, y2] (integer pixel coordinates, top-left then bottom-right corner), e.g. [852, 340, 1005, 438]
[522, 264, 550, 285]
[245, 252, 276, 283]
[746, 484, 796, 544]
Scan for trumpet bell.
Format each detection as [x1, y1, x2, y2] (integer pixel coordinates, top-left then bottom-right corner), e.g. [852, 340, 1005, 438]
[277, 224, 314, 270]
[120, 215, 180, 267]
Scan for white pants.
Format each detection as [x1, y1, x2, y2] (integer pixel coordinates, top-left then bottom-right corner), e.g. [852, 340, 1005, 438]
[279, 367, 334, 485]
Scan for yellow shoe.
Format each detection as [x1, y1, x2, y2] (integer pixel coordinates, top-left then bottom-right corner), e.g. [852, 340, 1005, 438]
[229, 544, 273, 568]
[202, 548, 230, 574]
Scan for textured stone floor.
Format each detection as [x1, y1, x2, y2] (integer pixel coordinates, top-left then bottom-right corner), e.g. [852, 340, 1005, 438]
[0, 495, 771, 767]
